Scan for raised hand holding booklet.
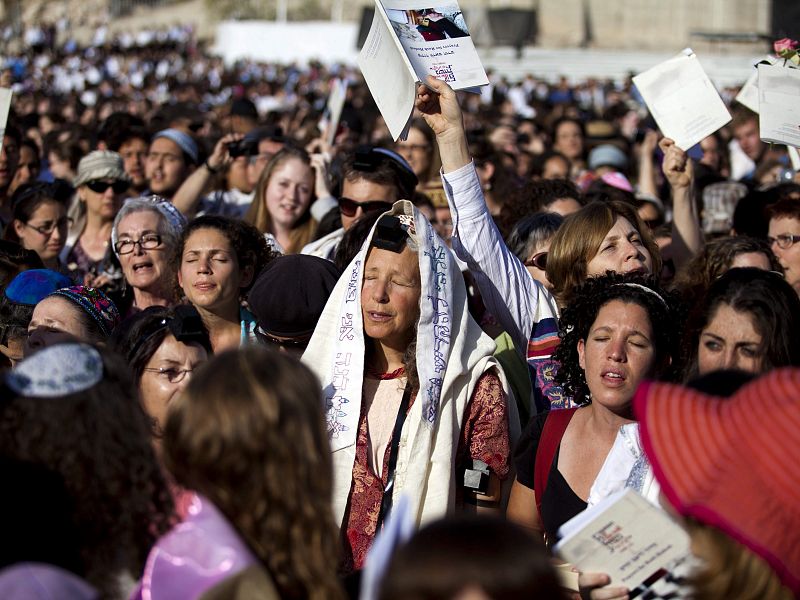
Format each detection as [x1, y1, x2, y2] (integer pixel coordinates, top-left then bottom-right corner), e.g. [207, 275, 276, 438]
[358, 0, 488, 140]
[633, 49, 731, 151]
[554, 489, 690, 594]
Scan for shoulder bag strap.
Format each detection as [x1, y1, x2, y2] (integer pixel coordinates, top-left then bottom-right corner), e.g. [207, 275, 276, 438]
[534, 407, 578, 522]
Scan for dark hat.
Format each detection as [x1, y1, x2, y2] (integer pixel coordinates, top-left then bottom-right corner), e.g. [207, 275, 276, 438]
[247, 255, 341, 338]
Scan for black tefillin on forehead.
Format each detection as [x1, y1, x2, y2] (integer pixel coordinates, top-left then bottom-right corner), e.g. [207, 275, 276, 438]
[371, 215, 410, 254]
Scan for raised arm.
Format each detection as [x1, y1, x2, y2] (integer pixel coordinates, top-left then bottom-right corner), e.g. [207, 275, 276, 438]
[172, 133, 240, 218]
[660, 137, 703, 269]
[416, 77, 558, 356]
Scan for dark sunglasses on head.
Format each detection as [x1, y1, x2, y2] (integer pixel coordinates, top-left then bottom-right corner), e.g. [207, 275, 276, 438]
[338, 197, 393, 218]
[86, 180, 129, 194]
[523, 252, 547, 270]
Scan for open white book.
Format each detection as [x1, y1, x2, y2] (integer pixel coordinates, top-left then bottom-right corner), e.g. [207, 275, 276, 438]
[554, 489, 690, 593]
[758, 62, 800, 147]
[633, 49, 731, 151]
[0, 88, 12, 154]
[358, 0, 488, 141]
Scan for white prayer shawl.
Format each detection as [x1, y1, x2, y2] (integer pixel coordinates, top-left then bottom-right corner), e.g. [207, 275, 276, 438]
[587, 423, 660, 508]
[302, 200, 517, 528]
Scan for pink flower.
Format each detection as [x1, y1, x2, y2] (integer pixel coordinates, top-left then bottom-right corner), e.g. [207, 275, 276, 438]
[774, 38, 799, 56]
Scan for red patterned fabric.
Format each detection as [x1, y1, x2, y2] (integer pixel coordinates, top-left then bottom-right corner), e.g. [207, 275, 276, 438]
[341, 369, 510, 572]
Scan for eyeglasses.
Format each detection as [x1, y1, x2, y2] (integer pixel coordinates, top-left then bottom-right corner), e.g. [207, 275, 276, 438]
[338, 197, 393, 218]
[523, 252, 547, 270]
[143, 366, 193, 383]
[23, 217, 72, 236]
[255, 326, 311, 349]
[768, 234, 800, 249]
[86, 180, 129, 194]
[114, 233, 162, 255]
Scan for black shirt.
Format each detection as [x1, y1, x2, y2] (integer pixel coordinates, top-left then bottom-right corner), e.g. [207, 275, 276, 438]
[514, 410, 588, 545]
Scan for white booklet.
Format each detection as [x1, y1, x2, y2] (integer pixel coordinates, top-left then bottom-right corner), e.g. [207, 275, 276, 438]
[319, 78, 348, 147]
[0, 88, 12, 154]
[633, 49, 731, 151]
[735, 56, 776, 113]
[358, 0, 488, 141]
[758, 63, 800, 147]
[554, 489, 690, 593]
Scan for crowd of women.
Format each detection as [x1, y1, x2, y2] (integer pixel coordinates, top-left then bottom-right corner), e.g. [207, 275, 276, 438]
[1, 23, 799, 600]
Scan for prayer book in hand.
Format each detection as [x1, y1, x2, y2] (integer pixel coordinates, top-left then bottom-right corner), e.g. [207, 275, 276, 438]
[358, 0, 488, 141]
[554, 489, 690, 596]
[633, 49, 731, 151]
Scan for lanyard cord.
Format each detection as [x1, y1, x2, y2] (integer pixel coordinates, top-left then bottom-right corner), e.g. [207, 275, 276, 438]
[375, 382, 413, 531]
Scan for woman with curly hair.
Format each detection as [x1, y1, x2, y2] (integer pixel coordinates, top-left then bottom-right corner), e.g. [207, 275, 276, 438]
[175, 215, 275, 351]
[0, 343, 174, 598]
[506, 272, 681, 546]
[134, 347, 345, 600]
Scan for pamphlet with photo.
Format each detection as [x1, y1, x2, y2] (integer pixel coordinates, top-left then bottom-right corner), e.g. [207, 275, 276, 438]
[358, 0, 488, 140]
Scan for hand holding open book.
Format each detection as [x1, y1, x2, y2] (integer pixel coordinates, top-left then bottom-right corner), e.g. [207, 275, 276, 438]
[554, 489, 690, 598]
[358, 0, 488, 141]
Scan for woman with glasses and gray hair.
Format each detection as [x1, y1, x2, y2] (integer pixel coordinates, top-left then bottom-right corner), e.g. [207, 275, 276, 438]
[110, 195, 187, 316]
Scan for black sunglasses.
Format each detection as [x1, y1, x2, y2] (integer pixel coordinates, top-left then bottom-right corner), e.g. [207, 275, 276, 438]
[338, 197, 393, 218]
[255, 326, 311, 349]
[523, 252, 547, 270]
[86, 180, 129, 194]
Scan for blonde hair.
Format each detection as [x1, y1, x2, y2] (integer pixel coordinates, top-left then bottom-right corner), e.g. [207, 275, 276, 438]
[687, 519, 793, 600]
[245, 147, 317, 254]
[545, 200, 661, 306]
[163, 348, 345, 600]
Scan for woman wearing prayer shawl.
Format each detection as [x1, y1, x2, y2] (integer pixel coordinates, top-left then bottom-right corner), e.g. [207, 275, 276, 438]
[302, 200, 518, 572]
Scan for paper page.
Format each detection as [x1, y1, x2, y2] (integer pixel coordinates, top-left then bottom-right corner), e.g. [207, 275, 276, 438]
[555, 489, 690, 590]
[380, 0, 488, 91]
[320, 78, 348, 147]
[358, 5, 419, 141]
[633, 49, 731, 151]
[735, 56, 776, 113]
[789, 146, 800, 170]
[758, 63, 800, 147]
[0, 88, 12, 155]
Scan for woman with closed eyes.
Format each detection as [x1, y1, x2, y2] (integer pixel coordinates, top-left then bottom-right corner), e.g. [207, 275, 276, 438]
[175, 215, 274, 352]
